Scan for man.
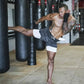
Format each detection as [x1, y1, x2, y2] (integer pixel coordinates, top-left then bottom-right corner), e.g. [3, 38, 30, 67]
[8, 4, 76, 84]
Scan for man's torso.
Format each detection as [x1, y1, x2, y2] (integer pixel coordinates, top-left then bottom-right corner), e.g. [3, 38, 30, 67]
[49, 13, 73, 39]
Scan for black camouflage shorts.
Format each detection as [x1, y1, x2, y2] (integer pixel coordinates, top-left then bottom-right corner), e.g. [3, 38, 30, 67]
[39, 28, 59, 48]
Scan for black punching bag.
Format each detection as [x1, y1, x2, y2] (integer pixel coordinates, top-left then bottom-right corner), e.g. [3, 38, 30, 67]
[44, 0, 49, 28]
[27, 0, 36, 65]
[52, 0, 59, 13]
[15, 0, 29, 61]
[35, 0, 45, 50]
[48, 0, 52, 13]
[0, 0, 10, 73]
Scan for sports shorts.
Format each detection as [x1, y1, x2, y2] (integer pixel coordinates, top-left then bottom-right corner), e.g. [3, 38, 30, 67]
[33, 28, 65, 52]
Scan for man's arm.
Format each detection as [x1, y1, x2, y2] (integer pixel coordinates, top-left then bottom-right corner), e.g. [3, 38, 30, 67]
[35, 13, 57, 24]
[62, 18, 76, 35]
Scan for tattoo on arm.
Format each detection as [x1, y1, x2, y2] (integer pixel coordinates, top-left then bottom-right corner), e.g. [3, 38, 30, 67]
[62, 19, 76, 35]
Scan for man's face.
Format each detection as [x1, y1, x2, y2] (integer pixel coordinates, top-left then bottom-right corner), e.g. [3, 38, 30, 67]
[59, 7, 66, 18]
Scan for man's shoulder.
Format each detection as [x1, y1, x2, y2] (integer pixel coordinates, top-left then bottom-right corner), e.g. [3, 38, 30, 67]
[47, 13, 58, 20]
[49, 13, 59, 17]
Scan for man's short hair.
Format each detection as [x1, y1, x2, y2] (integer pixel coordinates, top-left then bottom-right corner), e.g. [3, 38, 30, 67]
[59, 4, 68, 11]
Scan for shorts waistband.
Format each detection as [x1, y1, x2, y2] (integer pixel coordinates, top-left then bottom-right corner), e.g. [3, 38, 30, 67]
[48, 29, 58, 41]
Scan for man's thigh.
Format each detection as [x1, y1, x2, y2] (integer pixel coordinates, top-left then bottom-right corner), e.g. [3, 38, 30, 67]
[47, 50, 56, 61]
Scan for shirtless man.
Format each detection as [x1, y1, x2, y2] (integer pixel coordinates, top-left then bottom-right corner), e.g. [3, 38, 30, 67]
[8, 4, 76, 84]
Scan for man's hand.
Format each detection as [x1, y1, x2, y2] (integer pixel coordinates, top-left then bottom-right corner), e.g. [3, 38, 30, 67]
[34, 20, 38, 24]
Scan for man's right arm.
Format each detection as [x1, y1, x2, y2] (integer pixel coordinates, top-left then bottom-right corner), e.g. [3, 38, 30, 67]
[35, 13, 57, 24]
[62, 18, 76, 35]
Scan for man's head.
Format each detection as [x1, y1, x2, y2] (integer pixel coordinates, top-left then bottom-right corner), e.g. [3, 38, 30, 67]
[59, 4, 69, 18]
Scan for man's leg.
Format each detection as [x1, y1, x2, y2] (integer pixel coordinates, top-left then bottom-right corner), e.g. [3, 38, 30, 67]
[47, 51, 56, 84]
[8, 26, 33, 36]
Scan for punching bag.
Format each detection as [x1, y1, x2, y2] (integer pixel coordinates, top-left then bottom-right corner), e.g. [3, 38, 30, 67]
[44, 0, 49, 28]
[47, 0, 52, 13]
[35, 0, 45, 50]
[27, 0, 36, 65]
[15, 0, 29, 61]
[52, 0, 59, 13]
[47, 0, 52, 26]
[40, 0, 45, 29]
[0, 0, 10, 73]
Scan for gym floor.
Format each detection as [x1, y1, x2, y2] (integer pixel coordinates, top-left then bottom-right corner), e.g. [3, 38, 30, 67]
[0, 44, 84, 84]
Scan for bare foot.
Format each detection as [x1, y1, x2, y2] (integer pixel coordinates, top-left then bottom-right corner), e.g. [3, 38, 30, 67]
[8, 26, 27, 32]
[47, 82, 53, 84]
[47, 80, 53, 84]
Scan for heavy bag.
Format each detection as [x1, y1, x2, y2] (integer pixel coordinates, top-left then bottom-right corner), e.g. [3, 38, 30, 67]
[47, 0, 52, 13]
[35, 0, 45, 50]
[52, 0, 59, 13]
[15, 0, 29, 61]
[27, 0, 36, 65]
[0, 0, 10, 73]
[44, 0, 49, 28]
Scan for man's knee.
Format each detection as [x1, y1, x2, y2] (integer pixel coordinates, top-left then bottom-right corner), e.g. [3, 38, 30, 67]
[48, 58, 54, 64]
[23, 29, 33, 36]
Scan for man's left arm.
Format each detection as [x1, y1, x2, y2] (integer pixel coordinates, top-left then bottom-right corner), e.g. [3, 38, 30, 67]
[35, 13, 57, 24]
[62, 18, 76, 35]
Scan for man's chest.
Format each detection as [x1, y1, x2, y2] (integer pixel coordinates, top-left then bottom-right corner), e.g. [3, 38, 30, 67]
[53, 17, 63, 27]
[54, 18, 63, 28]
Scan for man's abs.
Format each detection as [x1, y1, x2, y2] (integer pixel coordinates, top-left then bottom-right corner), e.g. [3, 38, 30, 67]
[49, 15, 64, 39]
[49, 27, 63, 39]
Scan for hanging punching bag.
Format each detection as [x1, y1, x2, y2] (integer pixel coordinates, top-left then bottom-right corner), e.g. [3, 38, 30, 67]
[47, 0, 52, 26]
[41, 0, 45, 12]
[35, 0, 45, 50]
[44, 0, 49, 28]
[41, 0, 45, 29]
[47, 0, 52, 13]
[51, 0, 58, 13]
[0, 0, 10, 73]
[15, 0, 29, 61]
[27, 0, 36, 65]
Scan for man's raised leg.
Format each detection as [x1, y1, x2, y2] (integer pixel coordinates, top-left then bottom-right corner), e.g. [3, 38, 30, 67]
[47, 51, 56, 84]
[8, 26, 33, 36]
